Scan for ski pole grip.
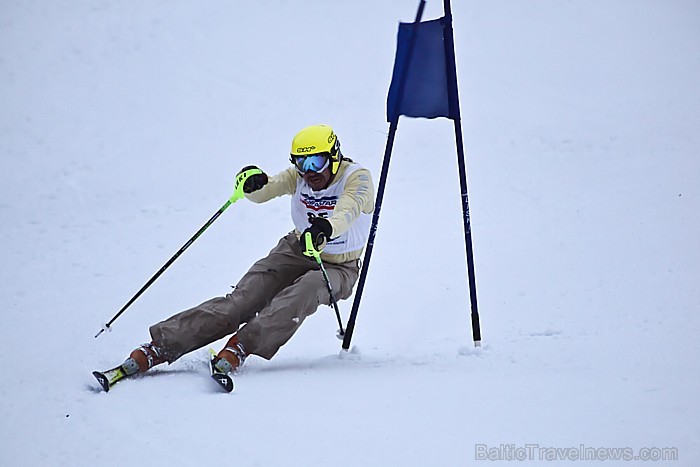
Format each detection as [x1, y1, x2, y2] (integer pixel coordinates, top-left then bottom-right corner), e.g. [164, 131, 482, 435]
[230, 168, 263, 204]
[302, 232, 321, 260]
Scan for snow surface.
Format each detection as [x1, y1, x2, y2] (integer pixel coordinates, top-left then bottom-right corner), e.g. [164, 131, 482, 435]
[1, 1, 699, 466]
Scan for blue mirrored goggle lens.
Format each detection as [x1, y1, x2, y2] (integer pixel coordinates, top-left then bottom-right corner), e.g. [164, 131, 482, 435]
[294, 154, 329, 173]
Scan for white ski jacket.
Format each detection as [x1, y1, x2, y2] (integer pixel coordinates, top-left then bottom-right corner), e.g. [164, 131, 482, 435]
[246, 160, 375, 264]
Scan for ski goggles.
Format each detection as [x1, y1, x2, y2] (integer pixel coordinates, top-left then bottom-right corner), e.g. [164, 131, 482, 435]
[292, 153, 330, 174]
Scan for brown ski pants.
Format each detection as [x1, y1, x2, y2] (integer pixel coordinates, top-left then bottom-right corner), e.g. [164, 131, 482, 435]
[149, 232, 360, 361]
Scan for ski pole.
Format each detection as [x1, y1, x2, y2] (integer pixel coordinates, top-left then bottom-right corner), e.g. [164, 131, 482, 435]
[95, 168, 262, 339]
[302, 232, 345, 339]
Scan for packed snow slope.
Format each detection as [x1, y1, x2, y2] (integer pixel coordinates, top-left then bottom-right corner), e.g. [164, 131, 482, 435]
[1, 1, 698, 466]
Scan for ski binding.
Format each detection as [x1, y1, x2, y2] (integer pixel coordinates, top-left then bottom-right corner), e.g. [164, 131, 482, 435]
[209, 349, 235, 393]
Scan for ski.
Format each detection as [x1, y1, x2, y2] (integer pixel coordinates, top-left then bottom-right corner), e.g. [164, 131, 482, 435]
[209, 349, 235, 393]
[93, 366, 128, 392]
[93, 352, 234, 393]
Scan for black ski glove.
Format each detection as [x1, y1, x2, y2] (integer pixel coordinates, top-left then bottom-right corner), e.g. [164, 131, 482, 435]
[239, 165, 268, 194]
[300, 217, 333, 253]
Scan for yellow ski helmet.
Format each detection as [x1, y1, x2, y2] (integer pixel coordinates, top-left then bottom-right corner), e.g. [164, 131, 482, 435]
[289, 124, 342, 175]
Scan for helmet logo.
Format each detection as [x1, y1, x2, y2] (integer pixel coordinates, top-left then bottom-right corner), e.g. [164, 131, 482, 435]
[328, 132, 335, 144]
[296, 146, 316, 153]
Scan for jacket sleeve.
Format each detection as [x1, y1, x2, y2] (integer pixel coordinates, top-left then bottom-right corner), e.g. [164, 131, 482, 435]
[245, 167, 298, 203]
[327, 168, 375, 237]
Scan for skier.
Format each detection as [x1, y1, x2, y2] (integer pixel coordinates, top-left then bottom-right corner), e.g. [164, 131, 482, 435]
[95, 124, 375, 391]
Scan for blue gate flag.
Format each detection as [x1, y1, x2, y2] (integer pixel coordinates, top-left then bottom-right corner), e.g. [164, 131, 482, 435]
[386, 17, 459, 122]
